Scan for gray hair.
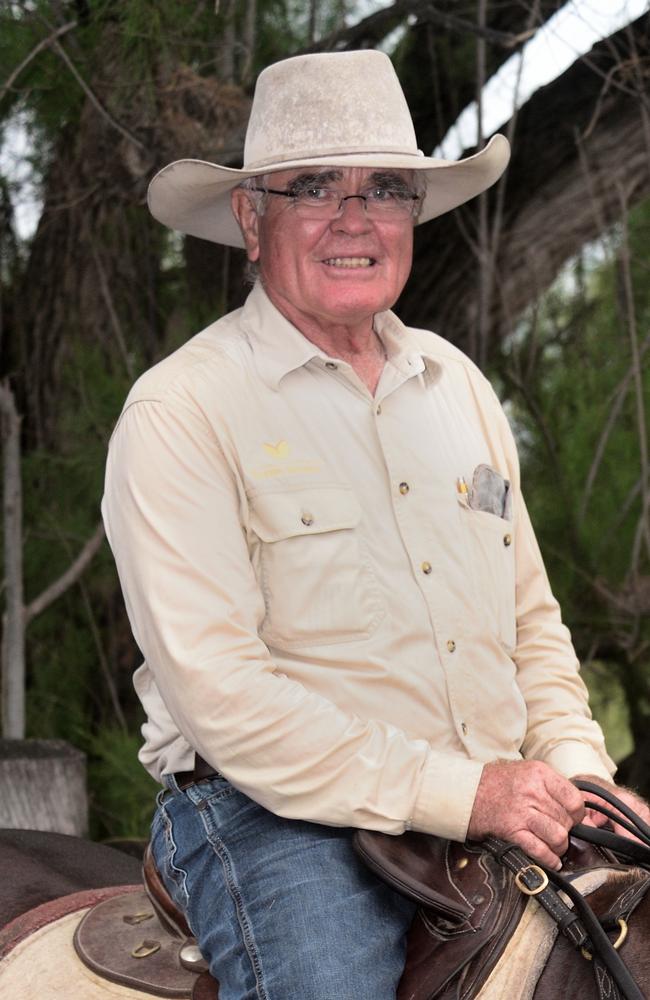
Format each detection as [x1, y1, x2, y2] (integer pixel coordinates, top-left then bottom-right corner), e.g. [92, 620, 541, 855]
[237, 175, 270, 285]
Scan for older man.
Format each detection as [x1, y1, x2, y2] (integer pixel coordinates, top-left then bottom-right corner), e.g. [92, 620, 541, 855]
[103, 50, 645, 999]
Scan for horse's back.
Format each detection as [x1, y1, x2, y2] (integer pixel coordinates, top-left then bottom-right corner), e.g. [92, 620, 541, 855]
[0, 828, 142, 925]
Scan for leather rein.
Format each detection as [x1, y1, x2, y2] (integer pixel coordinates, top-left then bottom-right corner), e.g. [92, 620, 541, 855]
[482, 781, 650, 1000]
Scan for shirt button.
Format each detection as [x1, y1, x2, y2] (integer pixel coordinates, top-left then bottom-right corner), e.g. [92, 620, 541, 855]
[301, 513, 314, 526]
[503, 533, 512, 546]
[325, 361, 338, 370]
[376, 404, 382, 415]
[399, 482, 410, 495]
[461, 722, 468, 735]
[447, 639, 456, 653]
[421, 561, 432, 575]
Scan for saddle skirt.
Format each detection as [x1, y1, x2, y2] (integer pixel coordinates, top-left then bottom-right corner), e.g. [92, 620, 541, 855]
[0, 885, 218, 1000]
[353, 828, 622, 1000]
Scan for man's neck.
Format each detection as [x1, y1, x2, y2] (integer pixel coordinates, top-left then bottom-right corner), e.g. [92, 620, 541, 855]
[264, 285, 387, 395]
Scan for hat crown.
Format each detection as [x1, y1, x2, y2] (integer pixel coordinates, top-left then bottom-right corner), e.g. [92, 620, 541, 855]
[244, 51, 420, 171]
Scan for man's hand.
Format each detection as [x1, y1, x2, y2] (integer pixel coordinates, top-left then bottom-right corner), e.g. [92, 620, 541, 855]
[573, 775, 650, 842]
[468, 760, 585, 870]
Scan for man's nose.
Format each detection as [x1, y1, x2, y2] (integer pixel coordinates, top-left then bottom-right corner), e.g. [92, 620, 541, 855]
[331, 195, 372, 233]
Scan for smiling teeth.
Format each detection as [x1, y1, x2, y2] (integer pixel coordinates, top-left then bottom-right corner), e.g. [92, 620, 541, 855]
[324, 257, 373, 268]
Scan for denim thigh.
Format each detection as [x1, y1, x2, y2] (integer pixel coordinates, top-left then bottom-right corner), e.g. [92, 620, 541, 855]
[151, 776, 416, 1000]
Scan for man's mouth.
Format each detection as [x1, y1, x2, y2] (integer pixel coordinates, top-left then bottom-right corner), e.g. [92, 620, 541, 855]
[321, 256, 376, 268]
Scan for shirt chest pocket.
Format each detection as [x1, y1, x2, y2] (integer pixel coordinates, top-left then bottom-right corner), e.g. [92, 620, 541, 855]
[457, 496, 517, 652]
[249, 487, 384, 649]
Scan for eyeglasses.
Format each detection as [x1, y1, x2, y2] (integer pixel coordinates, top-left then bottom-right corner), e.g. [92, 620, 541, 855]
[250, 185, 422, 221]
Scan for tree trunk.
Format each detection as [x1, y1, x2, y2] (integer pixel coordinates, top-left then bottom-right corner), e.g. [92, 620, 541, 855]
[399, 13, 650, 358]
[1, 382, 25, 740]
[0, 738, 88, 835]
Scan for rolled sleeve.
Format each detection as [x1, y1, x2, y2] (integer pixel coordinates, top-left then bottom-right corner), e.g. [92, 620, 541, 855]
[410, 754, 485, 841]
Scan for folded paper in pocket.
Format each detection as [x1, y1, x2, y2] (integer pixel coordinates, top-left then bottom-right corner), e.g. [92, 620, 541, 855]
[468, 464, 512, 520]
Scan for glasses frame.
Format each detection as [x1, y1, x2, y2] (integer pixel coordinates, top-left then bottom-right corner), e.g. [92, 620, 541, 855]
[250, 186, 422, 220]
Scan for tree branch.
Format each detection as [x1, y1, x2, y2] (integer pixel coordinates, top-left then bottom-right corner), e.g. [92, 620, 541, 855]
[24, 520, 106, 626]
[617, 182, 650, 570]
[90, 242, 135, 381]
[299, 0, 534, 55]
[0, 19, 77, 104]
[579, 333, 650, 525]
[49, 37, 146, 151]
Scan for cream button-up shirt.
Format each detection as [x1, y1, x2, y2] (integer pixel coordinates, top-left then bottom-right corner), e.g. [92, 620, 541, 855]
[102, 283, 614, 842]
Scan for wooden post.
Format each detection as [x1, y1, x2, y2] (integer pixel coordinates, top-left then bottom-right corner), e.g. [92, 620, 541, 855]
[0, 381, 25, 740]
[0, 738, 88, 835]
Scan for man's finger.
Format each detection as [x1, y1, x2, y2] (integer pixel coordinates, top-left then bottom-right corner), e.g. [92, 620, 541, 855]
[516, 831, 562, 871]
[528, 812, 571, 857]
[547, 773, 586, 824]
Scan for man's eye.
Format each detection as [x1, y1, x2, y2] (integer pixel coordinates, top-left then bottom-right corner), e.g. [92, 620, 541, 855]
[366, 187, 405, 202]
[299, 187, 335, 202]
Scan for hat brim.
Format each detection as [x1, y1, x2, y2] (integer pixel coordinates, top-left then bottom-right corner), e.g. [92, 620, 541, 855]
[147, 134, 510, 249]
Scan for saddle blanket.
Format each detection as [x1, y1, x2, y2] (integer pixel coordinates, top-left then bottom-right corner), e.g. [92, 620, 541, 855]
[477, 868, 613, 1000]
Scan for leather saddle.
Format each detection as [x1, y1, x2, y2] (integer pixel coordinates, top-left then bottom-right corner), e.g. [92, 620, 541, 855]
[72, 833, 618, 1000]
[354, 828, 622, 1000]
[356, 831, 528, 1000]
[73, 845, 220, 999]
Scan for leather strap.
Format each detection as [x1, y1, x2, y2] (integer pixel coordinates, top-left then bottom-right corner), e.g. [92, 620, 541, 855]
[485, 781, 650, 1000]
[482, 838, 589, 948]
[173, 754, 221, 791]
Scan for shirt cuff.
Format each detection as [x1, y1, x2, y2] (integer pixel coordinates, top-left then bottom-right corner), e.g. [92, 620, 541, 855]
[409, 753, 485, 842]
[542, 741, 616, 784]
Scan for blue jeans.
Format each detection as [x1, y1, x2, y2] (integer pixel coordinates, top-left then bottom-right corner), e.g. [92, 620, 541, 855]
[151, 774, 416, 1000]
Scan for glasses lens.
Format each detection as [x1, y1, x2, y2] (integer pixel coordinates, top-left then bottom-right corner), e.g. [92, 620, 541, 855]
[366, 192, 418, 218]
[291, 189, 418, 220]
[292, 189, 339, 219]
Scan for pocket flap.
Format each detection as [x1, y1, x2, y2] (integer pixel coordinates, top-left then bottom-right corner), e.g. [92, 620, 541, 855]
[250, 487, 362, 542]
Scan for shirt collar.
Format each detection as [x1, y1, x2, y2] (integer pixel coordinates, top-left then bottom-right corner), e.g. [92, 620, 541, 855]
[241, 281, 442, 389]
[373, 309, 442, 384]
[241, 283, 327, 390]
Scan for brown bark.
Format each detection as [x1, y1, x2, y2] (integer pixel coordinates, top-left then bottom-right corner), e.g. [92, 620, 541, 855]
[1, 382, 25, 740]
[12, 42, 249, 447]
[399, 13, 650, 359]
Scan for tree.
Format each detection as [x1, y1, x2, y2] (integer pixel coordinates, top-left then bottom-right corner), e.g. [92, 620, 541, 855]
[1, 0, 649, 831]
[494, 198, 650, 792]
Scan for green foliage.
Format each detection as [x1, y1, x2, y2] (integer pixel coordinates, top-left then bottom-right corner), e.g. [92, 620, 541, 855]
[87, 725, 159, 840]
[4, 0, 650, 832]
[581, 661, 633, 765]
[500, 209, 650, 604]
[493, 199, 650, 769]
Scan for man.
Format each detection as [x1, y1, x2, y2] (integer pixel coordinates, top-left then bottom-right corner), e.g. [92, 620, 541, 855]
[103, 50, 648, 999]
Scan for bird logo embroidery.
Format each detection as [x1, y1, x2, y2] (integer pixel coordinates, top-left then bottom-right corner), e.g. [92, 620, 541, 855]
[263, 440, 289, 458]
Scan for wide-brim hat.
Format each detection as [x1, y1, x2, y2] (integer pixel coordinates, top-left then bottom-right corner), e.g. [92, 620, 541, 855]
[148, 50, 510, 249]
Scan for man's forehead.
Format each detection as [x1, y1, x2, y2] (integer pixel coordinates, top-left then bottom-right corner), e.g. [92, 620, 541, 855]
[267, 166, 413, 186]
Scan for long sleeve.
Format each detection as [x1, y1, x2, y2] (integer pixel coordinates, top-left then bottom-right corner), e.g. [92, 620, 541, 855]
[102, 393, 483, 839]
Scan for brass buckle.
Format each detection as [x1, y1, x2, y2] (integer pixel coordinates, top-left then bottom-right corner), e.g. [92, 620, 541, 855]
[131, 940, 161, 959]
[581, 918, 628, 961]
[514, 864, 549, 896]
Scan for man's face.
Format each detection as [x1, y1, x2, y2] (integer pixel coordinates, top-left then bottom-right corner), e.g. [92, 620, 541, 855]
[233, 167, 417, 332]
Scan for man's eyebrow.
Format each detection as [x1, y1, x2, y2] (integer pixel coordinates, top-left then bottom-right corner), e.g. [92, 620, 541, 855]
[367, 171, 413, 191]
[285, 170, 342, 192]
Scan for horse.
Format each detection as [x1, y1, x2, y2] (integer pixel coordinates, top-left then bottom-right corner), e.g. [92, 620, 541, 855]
[1, 783, 650, 1000]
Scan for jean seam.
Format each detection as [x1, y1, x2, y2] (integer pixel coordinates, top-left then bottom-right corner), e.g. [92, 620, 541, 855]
[198, 814, 269, 1000]
[159, 793, 191, 914]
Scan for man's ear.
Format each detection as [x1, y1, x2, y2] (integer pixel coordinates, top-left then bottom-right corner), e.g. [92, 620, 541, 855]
[231, 188, 260, 262]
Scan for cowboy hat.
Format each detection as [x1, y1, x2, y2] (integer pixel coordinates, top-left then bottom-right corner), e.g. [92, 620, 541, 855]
[148, 49, 510, 248]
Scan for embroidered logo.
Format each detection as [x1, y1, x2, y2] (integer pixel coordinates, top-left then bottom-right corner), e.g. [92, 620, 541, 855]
[249, 440, 321, 479]
[263, 440, 290, 458]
